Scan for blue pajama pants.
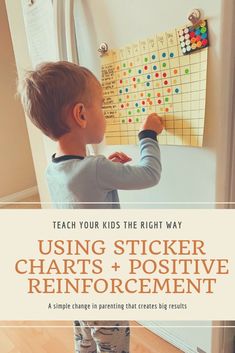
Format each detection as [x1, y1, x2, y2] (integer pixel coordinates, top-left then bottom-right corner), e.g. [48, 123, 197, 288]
[74, 321, 130, 353]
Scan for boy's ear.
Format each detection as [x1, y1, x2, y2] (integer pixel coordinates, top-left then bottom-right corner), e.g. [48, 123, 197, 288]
[73, 103, 87, 128]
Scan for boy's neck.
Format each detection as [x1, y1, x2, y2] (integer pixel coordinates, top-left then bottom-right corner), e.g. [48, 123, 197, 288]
[56, 133, 87, 157]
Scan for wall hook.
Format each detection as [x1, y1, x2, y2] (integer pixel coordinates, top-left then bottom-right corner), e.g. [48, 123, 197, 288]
[98, 42, 109, 56]
[188, 9, 201, 26]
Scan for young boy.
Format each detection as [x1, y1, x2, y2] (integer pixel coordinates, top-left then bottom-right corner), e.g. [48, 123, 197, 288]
[19, 61, 163, 353]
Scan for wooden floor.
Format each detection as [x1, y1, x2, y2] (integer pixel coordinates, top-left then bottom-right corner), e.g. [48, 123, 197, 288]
[0, 321, 183, 353]
[1, 194, 41, 209]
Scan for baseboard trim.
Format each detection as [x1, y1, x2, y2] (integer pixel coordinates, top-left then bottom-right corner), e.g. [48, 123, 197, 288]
[138, 321, 211, 353]
[0, 186, 38, 203]
[138, 321, 195, 353]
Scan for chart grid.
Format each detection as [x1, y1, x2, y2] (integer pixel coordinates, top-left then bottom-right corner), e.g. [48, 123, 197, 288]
[101, 23, 208, 147]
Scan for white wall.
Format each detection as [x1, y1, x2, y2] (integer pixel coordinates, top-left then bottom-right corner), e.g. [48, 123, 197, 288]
[5, 0, 52, 204]
[0, 0, 37, 198]
[74, 0, 233, 208]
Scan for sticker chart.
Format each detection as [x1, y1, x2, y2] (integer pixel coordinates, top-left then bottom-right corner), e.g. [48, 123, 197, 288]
[101, 21, 209, 147]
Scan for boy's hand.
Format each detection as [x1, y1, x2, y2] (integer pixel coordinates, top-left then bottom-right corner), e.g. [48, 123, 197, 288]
[108, 152, 132, 164]
[141, 113, 164, 135]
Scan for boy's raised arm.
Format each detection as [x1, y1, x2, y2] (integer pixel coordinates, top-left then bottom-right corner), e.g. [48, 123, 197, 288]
[96, 114, 163, 191]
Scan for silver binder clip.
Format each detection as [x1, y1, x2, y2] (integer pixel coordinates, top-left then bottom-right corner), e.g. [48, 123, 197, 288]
[98, 42, 109, 56]
[188, 9, 201, 26]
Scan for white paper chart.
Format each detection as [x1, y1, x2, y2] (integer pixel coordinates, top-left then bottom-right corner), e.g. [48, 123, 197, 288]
[101, 21, 208, 147]
[21, 0, 58, 68]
